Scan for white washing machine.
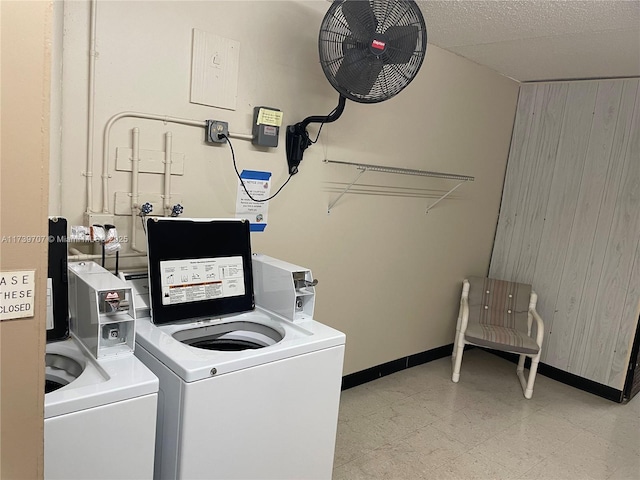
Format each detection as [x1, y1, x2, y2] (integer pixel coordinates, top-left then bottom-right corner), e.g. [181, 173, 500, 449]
[131, 218, 346, 480]
[44, 226, 159, 480]
[44, 336, 158, 480]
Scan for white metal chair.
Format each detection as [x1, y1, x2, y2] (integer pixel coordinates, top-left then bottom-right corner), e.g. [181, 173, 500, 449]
[451, 276, 544, 399]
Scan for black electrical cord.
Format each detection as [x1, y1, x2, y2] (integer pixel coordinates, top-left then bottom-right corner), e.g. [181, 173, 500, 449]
[308, 106, 337, 145]
[140, 215, 147, 235]
[220, 134, 293, 203]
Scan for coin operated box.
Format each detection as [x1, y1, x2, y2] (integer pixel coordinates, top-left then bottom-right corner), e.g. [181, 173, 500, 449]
[252, 254, 316, 322]
[68, 262, 136, 359]
[252, 107, 281, 148]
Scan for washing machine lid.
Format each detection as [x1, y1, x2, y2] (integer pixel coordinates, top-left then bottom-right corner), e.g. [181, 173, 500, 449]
[135, 310, 346, 382]
[146, 218, 255, 325]
[47, 217, 69, 342]
[44, 337, 159, 418]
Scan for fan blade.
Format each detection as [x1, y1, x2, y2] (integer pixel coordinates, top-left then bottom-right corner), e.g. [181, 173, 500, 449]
[342, 1, 378, 42]
[335, 46, 384, 96]
[384, 25, 419, 64]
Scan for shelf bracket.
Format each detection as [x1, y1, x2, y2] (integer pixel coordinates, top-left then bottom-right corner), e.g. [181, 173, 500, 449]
[327, 167, 367, 214]
[324, 159, 474, 214]
[425, 180, 468, 214]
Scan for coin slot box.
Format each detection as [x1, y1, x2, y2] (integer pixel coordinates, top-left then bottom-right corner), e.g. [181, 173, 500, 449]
[252, 254, 316, 322]
[68, 262, 136, 358]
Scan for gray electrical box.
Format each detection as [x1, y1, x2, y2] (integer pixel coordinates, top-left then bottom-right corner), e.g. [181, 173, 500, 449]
[206, 120, 229, 143]
[252, 106, 281, 148]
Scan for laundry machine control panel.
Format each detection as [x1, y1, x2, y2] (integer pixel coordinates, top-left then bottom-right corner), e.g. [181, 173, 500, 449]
[252, 254, 316, 321]
[69, 262, 136, 358]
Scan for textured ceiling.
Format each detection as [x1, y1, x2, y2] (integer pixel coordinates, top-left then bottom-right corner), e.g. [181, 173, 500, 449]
[309, 0, 640, 82]
[418, 0, 640, 81]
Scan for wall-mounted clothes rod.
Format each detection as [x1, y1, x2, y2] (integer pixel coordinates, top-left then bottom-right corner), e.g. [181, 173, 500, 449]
[324, 159, 474, 181]
[323, 159, 474, 214]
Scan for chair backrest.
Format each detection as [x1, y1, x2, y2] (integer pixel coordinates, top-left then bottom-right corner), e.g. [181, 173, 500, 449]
[467, 277, 531, 332]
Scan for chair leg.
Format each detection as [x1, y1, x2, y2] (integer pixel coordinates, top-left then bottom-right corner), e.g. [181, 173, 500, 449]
[524, 356, 540, 399]
[516, 354, 526, 374]
[516, 354, 540, 399]
[452, 333, 465, 383]
[452, 328, 460, 365]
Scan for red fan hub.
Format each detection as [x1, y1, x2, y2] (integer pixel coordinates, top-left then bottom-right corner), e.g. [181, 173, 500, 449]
[369, 35, 388, 55]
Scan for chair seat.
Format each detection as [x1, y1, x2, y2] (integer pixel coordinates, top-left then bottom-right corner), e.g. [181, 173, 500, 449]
[464, 324, 540, 355]
[453, 277, 544, 398]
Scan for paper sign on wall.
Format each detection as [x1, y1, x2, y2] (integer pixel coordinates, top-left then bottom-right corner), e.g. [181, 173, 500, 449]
[0, 270, 35, 321]
[256, 108, 283, 127]
[235, 170, 271, 232]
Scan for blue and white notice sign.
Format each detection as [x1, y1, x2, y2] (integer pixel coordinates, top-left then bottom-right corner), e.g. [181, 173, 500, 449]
[235, 170, 271, 232]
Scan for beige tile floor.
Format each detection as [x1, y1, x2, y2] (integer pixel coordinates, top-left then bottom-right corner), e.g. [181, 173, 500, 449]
[333, 349, 640, 480]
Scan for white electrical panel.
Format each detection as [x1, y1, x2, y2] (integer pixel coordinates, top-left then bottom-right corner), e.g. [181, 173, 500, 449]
[190, 29, 240, 111]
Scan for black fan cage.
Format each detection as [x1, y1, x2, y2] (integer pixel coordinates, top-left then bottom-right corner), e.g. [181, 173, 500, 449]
[319, 0, 427, 104]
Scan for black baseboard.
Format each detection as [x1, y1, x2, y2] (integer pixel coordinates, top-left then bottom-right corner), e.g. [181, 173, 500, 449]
[341, 345, 625, 403]
[341, 343, 454, 390]
[486, 350, 624, 403]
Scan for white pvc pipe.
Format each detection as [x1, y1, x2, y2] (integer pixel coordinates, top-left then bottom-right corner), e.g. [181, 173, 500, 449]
[228, 132, 253, 141]
[130, 128, 144, 253]
[131, 127, 140, 209]
[163, 132, 173, 216]
[130, 216, 146, 253]
[68, 247, 145, 261]
[100, 111, 254, 214]
[101, 112, 206, 214]
[85, 0, 98, 213]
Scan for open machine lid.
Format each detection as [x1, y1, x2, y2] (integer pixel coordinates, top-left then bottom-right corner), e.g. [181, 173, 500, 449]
[146, 218, 255, 325]
[47, 217, 69, 342]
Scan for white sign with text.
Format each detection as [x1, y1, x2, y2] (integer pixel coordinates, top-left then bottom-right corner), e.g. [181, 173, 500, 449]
[0, 270, 36, 321]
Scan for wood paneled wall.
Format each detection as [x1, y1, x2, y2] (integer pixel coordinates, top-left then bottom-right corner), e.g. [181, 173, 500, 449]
[1, 1, 51, 475]
[490, 79, 640, 390]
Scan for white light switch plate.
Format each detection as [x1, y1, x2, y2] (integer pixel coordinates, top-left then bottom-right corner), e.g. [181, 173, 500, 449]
[191, 29, 240, 111]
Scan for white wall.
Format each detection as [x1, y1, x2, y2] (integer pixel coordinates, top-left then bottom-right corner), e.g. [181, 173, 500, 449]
[51, 0, 519, 374]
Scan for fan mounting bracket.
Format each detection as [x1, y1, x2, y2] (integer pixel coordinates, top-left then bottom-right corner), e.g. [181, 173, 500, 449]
[285, 95, 346, 175]
[285, 124, 310, 175]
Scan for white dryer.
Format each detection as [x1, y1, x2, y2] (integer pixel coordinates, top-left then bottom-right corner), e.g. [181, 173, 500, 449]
[133, 218, 346, 480]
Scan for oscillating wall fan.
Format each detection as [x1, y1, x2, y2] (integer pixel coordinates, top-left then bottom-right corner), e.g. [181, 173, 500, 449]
[285, 0, 427, 174]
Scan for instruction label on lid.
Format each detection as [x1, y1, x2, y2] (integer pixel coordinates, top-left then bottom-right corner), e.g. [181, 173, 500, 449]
[159, 257, 245, 306]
